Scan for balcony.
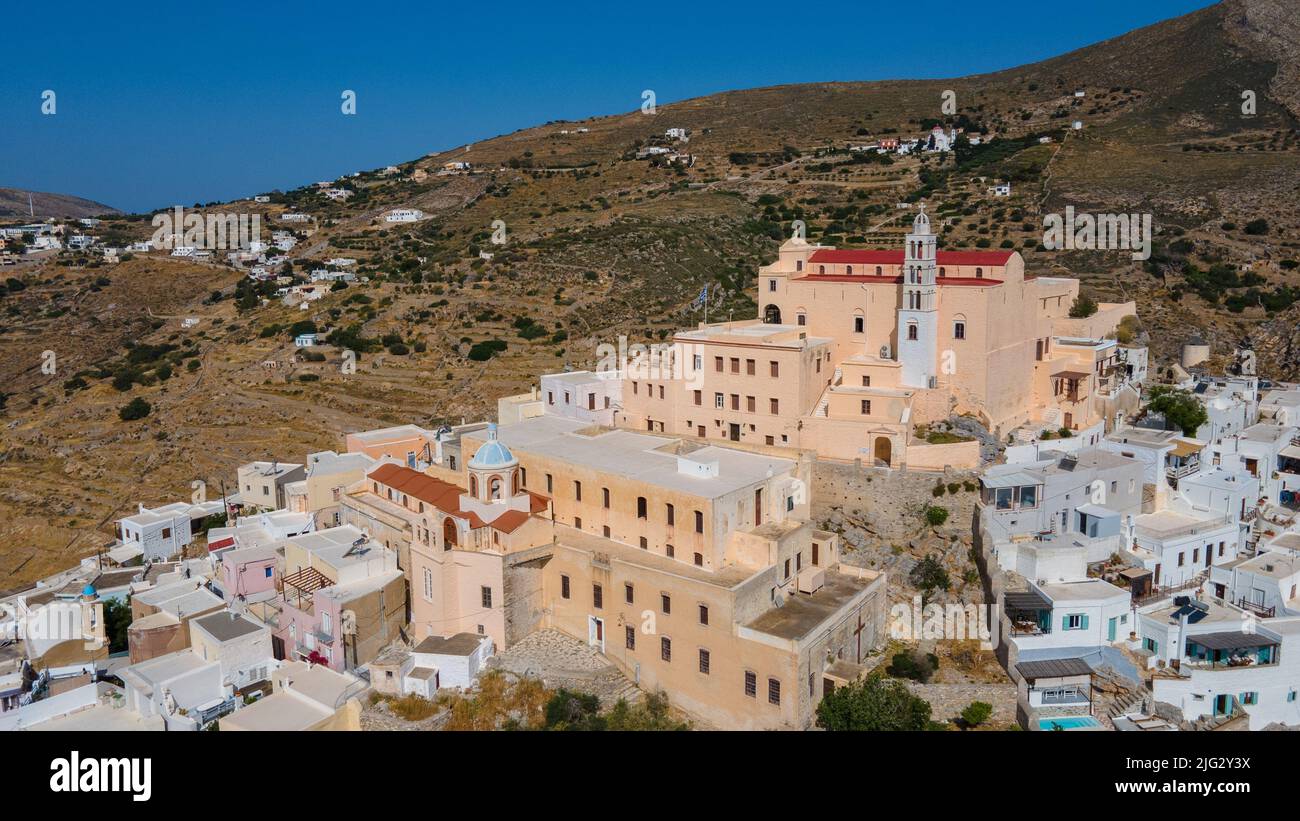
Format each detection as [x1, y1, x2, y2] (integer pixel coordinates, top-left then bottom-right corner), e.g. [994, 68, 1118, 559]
[1235, 598, 1275, 618]
[193, 696, 237, 726]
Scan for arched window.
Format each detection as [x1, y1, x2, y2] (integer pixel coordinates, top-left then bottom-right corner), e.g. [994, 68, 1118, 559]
[490, 477, 502, 501]
[938, 267, 946, 277]
[469, 475, 478, 497]
[818, 265, 826, 274]
[875, 266, 882, 275]
[845, 265, 852, 275]
[975, 267, 983, 279]
[907, 323, 918, 341]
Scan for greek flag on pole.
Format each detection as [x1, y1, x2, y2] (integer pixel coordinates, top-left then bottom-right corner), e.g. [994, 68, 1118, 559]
[691, 285, 708, 309]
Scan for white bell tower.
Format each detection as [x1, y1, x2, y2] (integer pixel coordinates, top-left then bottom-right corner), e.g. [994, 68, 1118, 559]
[898, 203, 939, 389]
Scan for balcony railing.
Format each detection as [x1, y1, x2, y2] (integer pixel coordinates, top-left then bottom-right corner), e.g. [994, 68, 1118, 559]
[1236, 598, 1275, 618]
[1040, 689, 1089, 705]
[194, 696, 237, 725]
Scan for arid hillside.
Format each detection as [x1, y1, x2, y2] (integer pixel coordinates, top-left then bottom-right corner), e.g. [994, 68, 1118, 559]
[1, 0, 1298, 588]
[0, 188, 120, 219]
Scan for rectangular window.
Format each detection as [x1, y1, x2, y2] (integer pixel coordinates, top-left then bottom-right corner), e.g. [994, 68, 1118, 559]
[853, 316, 864, 333]
[661, 594, 671, 614]
[769, 361, 779, 378]
[574, 481, 582, 501]
[637, 497, 647, 518]
[546, 473, 553, 493]
[561, 574, 570, 599]
[747, 396, 756, 412]
[625, 626, 636, 650]
[746, 359, 756, 375]
[745, 671, 757, 698]
[481, 586, 492, 608]
[699, 604, 709, 626]
[861, 399, 871, 415]
[714, 392, 724, 409]
[730, 394, 740, 411]
[693, 390, 702, 406]
[661, 637, 671, 662]
[593, 583, 603, 609]
[954, 321, 965, 340]
[714, 356, 723, 372]
[699, 649, 710, 675]
[602, 487, 610, 508]
[666, 503, 675, 526]
[730, 358, 740, 374]
[625, 583, 634, 604]
[694, 510, 704, 533]
[770, 398, 779, 415]
[768, 678, 781, 706]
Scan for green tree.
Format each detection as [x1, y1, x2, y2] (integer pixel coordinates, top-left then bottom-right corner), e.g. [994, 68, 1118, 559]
[1146, 386, 1209, 436]
[103, 597, 133, 653]
[815, 675, 933, 731]
[1068, 294, 1098, 318]
[909, 554, 951, 598]
[960, 700, 993, 728]
[118, 397, 152, 421]
[924, 505, 950, 527]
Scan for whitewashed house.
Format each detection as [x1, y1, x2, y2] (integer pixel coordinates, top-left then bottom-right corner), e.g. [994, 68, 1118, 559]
[385, 209, 425, 223]
[540, 370, 623, 428]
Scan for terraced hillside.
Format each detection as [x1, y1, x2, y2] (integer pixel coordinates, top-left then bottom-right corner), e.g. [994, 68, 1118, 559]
[1, 0, 1297, 587]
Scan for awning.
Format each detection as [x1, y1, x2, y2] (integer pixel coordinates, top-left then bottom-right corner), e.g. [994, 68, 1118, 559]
[983, 471, 1040, 489]
[1004, 590, 1051, 611]
[1052, 370, 1090, 381]
[1187, 631, 1278, 651]
[1170, 440, 1205, 458]
[106, 542, 143, 564]
[1016, 658, 1093, 680]
[1280, 444, 1300, 460]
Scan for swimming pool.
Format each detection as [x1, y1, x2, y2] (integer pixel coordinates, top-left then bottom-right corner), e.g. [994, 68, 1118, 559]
[1038, 715, 1103, 731]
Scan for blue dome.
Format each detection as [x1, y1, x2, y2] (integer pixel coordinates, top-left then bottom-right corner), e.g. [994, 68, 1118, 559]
[81, 584, 97, 597]
[469, 423, 516, 469]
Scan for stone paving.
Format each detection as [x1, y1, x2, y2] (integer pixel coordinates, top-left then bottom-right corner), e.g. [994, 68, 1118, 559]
[488, 629, 643, 708]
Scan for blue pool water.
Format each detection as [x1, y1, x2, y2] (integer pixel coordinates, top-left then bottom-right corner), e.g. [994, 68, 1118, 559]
[1039, 715, 1102, 730]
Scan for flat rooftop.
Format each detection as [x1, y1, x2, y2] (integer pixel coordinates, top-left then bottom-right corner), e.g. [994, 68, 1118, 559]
[1106, 427, 1181, 448]
[283, 525, 389, 573]
[554, 524, 755, 588]
[745, 571, 875, 641]
[221, 688, 333, 730]
[676, 321, 833, 349]
[345, 424, 432, 444]
[193, 611, 265, 642]
[494, 415, 796, 500]
[414, 632, 483, 657]
[1037, 578, 1127, 603]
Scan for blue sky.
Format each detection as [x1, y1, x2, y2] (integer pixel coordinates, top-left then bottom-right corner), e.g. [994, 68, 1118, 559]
[0, 0, 1217, 214]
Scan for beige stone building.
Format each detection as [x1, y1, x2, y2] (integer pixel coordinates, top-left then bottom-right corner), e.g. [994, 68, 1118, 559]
[619, 209, 1138, 467]
[340, 413, 888, 729]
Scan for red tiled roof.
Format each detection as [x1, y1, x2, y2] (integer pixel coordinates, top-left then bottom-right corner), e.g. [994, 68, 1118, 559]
[367, 463, 485, 527]
[795, 274, 1004, 286]
[489, 509, 531, 534]
[526, 491, 550, 514]
[807, 249, 1015, 266]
